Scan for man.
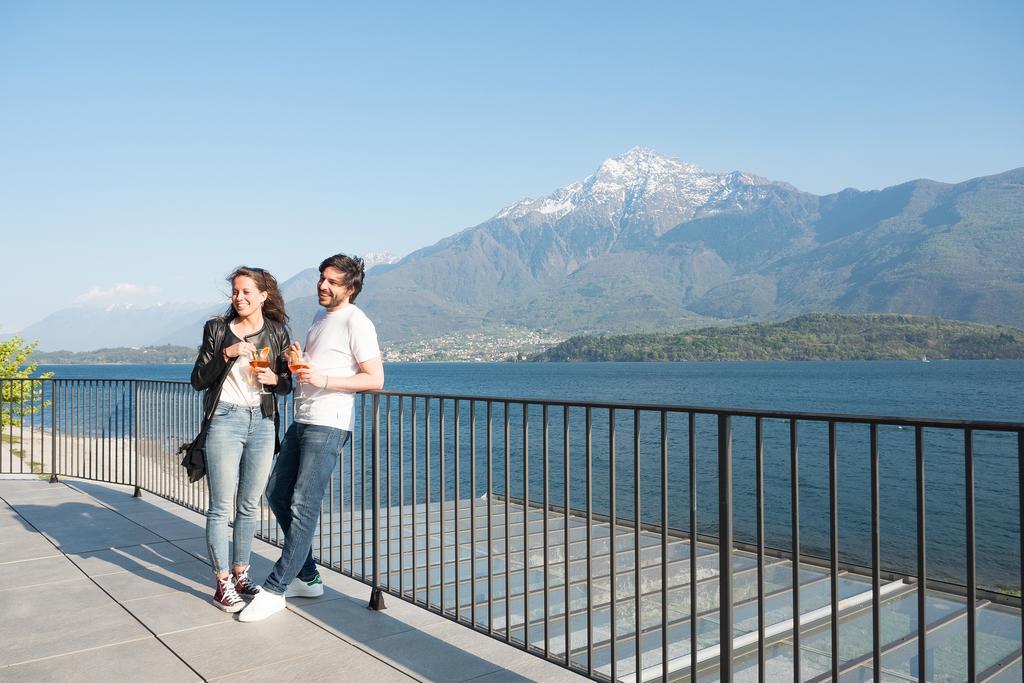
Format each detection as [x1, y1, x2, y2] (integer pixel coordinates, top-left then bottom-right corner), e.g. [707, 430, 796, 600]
[240, 253, 384, 622]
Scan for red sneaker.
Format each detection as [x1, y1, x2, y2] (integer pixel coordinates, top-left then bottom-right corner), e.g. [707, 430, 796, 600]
[213, 576, 245, 613]
[233, 570, 262, 600]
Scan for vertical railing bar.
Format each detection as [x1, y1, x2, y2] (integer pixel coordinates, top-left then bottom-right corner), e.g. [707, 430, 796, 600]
[440, 398, 447, 615]
[18, 381, 25, 474]
[586, 405, 594, 678]
[328, 413, 335, 571]
[69, 380, 75, 478]
[51, 380, 59, 483]
[504, 400, 511, 643]
[100, 378, 105, 481]
[756, 416, 765, 683]
[1018, 429, 1024, 662]
[95, 378, 99, 481]
[133, 382, 139, 492]
[29, 381, 35, 477]
[455, 399, 462, 622]
[523, 403, 529, 648]
[426, 397, 433, 609]
[609, 408, 617, 683]
[97, 380, 102, 480]
[916, 425, 926, 683]
[633, 408, 642, 679]
[386, 395, 392, 591]
[689, 411, 697, 683]
[791, 417, 800, 683]
[719, 413, 733, 680]
[829, 421, 839, 683]
[564, 405, 572, 669]
[543, 404, 550, 658]
[399, 396, 406, 596]
[349, 401, 355, 576]
[107, 380, 112, 481]
[470, 400, 477, 628]
[487, 400, 494, 635]
[362, 394, 368, 580]
[412, 397, 418, 598]
[155, 382, 160, 496]
[871, 422, 881, 681]
[370, 393, 384, 609]
[104, 380, 109, 481]
[78, 380, 83, 479]
[966, 428, 976, 682]
[89, 380, 94, 480]
[84, 380, 89, 479]
[661, 410, 669, 683]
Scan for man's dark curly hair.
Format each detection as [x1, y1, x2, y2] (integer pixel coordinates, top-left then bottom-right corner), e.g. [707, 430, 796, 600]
[318, 254, 365, 302]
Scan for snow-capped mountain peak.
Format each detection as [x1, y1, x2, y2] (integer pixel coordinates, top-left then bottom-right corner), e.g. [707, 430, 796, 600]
[491, 148, 780, 234]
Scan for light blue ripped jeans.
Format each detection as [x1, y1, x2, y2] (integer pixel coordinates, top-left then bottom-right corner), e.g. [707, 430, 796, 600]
[204, 402, 275, 575]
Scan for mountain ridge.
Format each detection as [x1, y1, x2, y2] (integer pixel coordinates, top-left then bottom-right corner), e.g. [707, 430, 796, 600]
[14, 150, 1024, 351]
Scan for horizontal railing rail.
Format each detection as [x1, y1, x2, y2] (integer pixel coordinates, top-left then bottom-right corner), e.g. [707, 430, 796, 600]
[2, 376, 1021, 682]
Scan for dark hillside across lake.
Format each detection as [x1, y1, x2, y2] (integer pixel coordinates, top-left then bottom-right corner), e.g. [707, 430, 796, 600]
[533, 313, 1024, 362]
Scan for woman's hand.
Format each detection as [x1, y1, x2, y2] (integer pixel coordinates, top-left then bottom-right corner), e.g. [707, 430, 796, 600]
[224, 341, 257, 359]
[255, 366, 278, 386]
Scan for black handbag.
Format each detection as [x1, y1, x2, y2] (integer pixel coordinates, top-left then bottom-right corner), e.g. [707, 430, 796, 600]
[178, 421, 211, 483]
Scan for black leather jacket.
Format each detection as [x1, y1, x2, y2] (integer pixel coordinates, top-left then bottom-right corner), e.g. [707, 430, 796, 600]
[190, 317, 292, 452]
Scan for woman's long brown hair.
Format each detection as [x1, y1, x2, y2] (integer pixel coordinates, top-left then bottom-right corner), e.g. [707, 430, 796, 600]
[223, 266, 288, 325]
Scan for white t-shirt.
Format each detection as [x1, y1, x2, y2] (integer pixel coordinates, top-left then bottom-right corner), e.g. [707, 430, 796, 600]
[219, 357, 262, 408]
[294, 304, 380, 431]
[218, 323, 262, 408]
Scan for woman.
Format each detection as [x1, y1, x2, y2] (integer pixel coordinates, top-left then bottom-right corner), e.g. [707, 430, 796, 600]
[190, 267, 292, 612]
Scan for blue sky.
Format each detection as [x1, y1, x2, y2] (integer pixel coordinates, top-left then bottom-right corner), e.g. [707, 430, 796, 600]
[1, 1, 1021, 331]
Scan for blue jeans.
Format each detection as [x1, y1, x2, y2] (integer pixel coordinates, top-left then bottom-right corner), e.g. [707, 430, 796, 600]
[204, 402, 275, 574]
[263, 422, 349, 594]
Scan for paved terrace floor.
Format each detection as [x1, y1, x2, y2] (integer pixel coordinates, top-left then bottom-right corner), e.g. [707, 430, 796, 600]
[0, 475, 585, 682]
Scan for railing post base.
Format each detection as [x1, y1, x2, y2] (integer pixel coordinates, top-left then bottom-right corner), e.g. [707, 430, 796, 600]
[133, 486, 143, 498]
[368, 587, 386, 611]
[48, 473, 59, 484]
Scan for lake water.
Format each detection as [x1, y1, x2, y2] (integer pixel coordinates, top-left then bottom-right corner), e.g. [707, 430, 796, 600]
[33, 361, 1024, 590]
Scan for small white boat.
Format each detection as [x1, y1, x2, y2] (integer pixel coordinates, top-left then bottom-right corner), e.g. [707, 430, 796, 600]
[921, 355, 931, 363]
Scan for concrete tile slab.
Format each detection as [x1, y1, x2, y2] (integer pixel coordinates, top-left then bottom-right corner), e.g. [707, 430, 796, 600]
[170, 536, 211, 561]
[121, 589, 235, 635]
[140, 518, 206, 541]
[44, 526, 164, 553]
[374, 619, 586, 682]
[469, 668, 585, 683]
[22, 506, 165, 552]
[92, 558, 215, 602]
[290, 593, 423, 643]
[0, 533, 61, 563]
[0, 519, 41, 538]
[2, 490, 87, 509]
[0, 637, 198, 682]
[0, 576, 149, 666]
[0, 554, 83, 590]
[160, 609, 342, 680]
[212, 641, 415, 682]
[121, 506, 208, 526]
[68, 541, 200, 577]
[0, 506, 29, 527]
[0, 484, 84, 505]
[362, 623, 505, 681]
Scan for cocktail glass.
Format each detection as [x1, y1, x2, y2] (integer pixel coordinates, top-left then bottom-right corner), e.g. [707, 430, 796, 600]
[249, 346, 273, 395]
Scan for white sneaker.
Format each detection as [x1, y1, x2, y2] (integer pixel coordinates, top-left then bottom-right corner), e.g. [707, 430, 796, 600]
[237, 589, 286, 622]
[284, 572, 324, 598]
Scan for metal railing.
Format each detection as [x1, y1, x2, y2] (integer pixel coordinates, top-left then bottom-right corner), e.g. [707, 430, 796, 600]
[2, 377, 1022, 681]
